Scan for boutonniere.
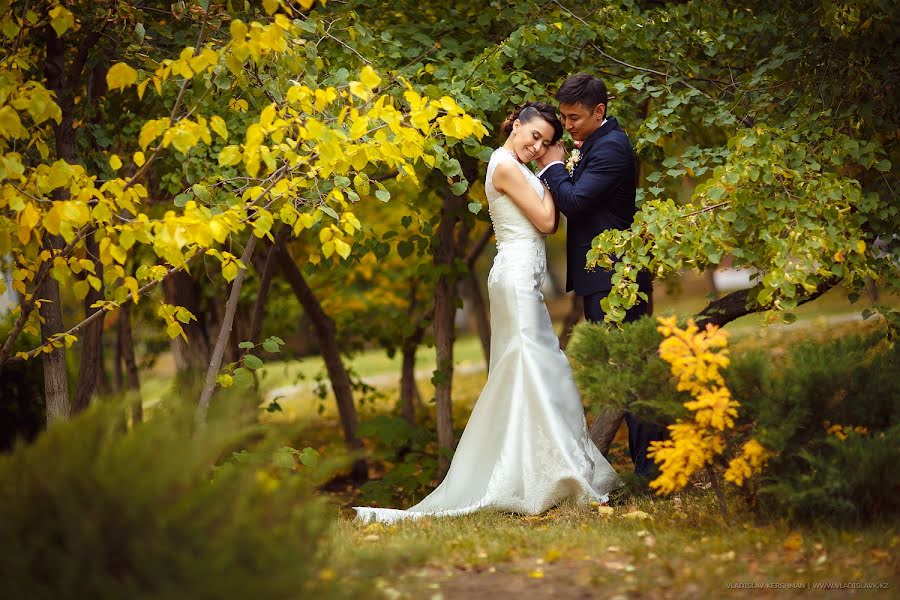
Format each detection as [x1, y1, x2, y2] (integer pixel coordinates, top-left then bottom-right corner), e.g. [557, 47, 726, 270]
[565, 148, 581, 173]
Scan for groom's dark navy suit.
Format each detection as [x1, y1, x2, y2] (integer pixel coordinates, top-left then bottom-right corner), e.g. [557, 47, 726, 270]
[539, 116, 663, 477]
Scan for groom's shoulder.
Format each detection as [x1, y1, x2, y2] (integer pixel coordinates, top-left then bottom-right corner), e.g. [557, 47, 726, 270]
[590, 128, 633, 160]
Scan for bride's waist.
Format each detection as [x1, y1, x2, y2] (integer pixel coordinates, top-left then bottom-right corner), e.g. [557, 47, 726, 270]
[495, 237, 545, 253]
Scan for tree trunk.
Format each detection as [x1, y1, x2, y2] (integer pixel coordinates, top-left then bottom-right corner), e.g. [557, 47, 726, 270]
[39, 271, 70, 423]
[73, 234, 105, 413]
[431, 157, 479, 478]
[399, 336, 420, 424]
[432, 194, 463, 477]
[164, 269, 211, 397]
[589, 406, 627, 455]
[249, 227, 289, 345]
[462, 271, 490, 365]
[196, 236, 258, 425]
[558, 294, 583, 351]
[276, 234, 367, 481]
[117, 303, 142, 424]
[399, 279, 428, 425]
[462, 224, 494, 364]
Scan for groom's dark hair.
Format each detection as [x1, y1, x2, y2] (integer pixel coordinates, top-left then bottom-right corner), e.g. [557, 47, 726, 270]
[556, 73, 608, 109]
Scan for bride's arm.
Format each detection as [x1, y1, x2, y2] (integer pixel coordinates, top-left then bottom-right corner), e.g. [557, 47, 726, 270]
[492, 161, 559, 234]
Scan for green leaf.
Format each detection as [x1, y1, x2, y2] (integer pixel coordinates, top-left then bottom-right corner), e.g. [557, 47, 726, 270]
[243, 354, 264, 369]
[875, 159, 891, 172]
[451, 180, 468, 195]
[272, 447, 294, 469]
[296, 447, 319, 467]
[238, 341, 255, 349]
[262, 340, 280, 353]
[467, 201, 482, 214]
[232, 367, 253, 387]
[375, 189, 391, 202]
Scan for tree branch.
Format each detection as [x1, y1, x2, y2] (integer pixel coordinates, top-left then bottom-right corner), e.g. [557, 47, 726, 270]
[694, 278, 838, 329]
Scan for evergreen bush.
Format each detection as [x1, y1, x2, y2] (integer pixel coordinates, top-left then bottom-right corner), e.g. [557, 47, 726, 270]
[569, 318, 899, 523]
[568, 315, 684, 424]
[730, 331, 900, 522]
[0, 402, 366, 599]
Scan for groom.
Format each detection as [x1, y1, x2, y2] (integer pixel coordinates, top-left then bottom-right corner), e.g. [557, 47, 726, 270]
[537, 72, 664, 478]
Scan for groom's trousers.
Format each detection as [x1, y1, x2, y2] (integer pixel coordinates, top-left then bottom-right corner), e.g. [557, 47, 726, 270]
[582, 281, 666, 478]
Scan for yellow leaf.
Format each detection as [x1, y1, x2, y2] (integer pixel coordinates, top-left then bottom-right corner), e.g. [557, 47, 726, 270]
[166, 321, 184, 340]
[544, 549, 562, 564]
[833, 250, 844, 263]
[360, 65, 381, 90]
[139, 119, 167, 150]
[597, 506, 614, 517]
[0, 105, 25, 138]
[230, 19, 248, 40]
[856, 240, 866, 253]
[527, 569, 544, 579]
[222, 260, 238, 282]
[48, 5, 74, 37]
[20, 202, 40, 229]
[218, 145, 242, 166]
[73, 279, 90, 300]
[217, 374, 234, 388]
[262, 0, 280, 15]
[133, 151, 146, 167]
[622, 510, 652, 520]
[210, 115, 228, 141]
[349, 81, 370, 101]
[321, 240, 334, 258]
[170, 125, 200, 154]
[783, 532, 804, 551]
[109, 244, 127, 265]
[349, 115, 369, 140]
[107, 62, 139, 92]
[334, 238, 351, 259]
[109, 154, 122, 170]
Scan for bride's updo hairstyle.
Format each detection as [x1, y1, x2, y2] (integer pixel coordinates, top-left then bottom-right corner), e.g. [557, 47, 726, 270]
[501, 101, 564, 143]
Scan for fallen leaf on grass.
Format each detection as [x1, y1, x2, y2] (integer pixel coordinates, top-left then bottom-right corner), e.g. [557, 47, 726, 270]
[544, 549, 562, 563]
[527, 569, 544, 578]
[783, 531, 804, 551]
[597, 506, 614, 517]
[870, 549, 889, 561]
[623, 510, 653, 520]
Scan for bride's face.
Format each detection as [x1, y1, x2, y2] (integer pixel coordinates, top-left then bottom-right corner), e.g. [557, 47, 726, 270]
[510, 118, 555, 163]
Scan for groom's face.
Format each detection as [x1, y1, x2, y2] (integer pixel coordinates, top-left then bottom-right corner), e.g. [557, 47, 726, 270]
[558, 102, 606, 142]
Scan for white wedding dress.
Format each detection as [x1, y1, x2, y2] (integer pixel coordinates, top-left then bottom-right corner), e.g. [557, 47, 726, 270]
[353, 148, 621, 524]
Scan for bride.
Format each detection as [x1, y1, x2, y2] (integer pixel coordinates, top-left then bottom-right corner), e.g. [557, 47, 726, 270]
[354, 102, 622, 524]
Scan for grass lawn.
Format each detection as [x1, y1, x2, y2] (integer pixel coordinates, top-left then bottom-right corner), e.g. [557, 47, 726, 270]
[331, 493, 898, 599]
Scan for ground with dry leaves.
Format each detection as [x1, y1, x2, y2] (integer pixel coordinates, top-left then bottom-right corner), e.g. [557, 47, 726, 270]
[330, 488, 897, 599]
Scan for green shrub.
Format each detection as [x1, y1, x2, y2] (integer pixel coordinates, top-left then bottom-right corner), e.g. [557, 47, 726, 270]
[569, 315, 899, 523]
[729, 331, 900, 522]
[357, 415, 439, 508]
[568, 315, 683, 424]
[0, 402, 368, 599]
